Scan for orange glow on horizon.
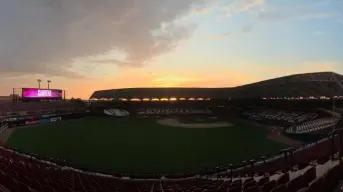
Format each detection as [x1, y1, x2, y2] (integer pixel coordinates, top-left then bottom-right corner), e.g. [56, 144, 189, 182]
[14, 60, 340, 100]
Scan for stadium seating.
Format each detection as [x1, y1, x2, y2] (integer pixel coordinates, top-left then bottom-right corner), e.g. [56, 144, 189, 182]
[0, 132, 343, 192]
[241, 107, 341, 135]
[0, 103, 9, 116]
[0, 101, 85, 117]
[241, 108, 318, 128]
[285, 118, 339, 134]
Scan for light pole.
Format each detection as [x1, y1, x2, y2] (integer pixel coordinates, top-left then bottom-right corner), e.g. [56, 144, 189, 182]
[229, 164, 233, 181]
[330, 128, 343, 160]
[288, 147, 294, 169]
[329, 131, 335, 161]
[216, 166, 219, 180]
[249, 159, 255, 178]
[261, 156, 266, 166]
[47, 80, 51, 89]
[280, 149, 289, 168]
[37, 79, 42, 89]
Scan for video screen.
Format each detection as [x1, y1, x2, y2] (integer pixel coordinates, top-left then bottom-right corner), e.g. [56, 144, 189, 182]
[22, 88, 63, 99]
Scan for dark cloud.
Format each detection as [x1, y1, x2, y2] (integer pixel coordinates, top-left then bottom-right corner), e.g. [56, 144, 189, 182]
[0, 0, 207, 77]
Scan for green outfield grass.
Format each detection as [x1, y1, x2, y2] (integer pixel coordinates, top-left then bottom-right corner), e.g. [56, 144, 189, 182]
[6, 117, 287, 174]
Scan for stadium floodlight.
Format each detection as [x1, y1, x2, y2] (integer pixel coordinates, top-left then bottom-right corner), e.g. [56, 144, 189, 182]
[47, 80, 51, 89]
[37, 79, 42, 89]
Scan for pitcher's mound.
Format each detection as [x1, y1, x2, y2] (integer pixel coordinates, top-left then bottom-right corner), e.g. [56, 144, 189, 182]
[157, 118, 232, 129]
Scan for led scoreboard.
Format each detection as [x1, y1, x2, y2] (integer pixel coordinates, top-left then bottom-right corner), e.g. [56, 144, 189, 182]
[22, 88, 63, 100]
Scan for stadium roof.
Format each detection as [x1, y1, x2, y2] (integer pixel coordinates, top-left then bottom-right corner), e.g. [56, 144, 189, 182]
[90, 72, 343, 99]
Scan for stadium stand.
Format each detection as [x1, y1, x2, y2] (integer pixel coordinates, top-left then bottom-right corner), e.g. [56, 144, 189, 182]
[0, 135, 342, 192]
[241, 108, 319, 128]
[0, 101, 85, 116]
[286, 118, 339, 134]
[0, 103, 9, 117]
[238, 106, 341, 135]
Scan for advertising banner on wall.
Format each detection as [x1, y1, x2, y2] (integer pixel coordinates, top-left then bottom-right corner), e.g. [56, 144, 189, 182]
[7, 117, 17, 122]
[41, 114, 56, 118]
[39, 119, 51, 124]
[4, 113, 87, 128]
[50, 117, 62, 122]
[17, 111, 28, 116]
[25, 120, 39, 125]
[135, 108, 212, 115]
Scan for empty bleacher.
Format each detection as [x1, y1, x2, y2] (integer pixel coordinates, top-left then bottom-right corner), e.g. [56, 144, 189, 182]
[286, 118, 339, 134]
[241, 108, 318, 128]
[0, 132, 343, 191]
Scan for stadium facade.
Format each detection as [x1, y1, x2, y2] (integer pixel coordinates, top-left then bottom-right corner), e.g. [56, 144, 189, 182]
[90, 72, 343, 100]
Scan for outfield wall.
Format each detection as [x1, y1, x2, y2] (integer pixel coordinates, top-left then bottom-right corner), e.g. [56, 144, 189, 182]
[92, 107, 223, 117]
[1, 111, 90, 129]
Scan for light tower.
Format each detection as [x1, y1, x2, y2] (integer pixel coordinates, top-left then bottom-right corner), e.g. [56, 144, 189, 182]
[37, 79, 42, 89]
[47, 80, 51, 89]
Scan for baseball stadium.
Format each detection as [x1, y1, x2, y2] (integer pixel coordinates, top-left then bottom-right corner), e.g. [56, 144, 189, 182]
[0, 72, 343, 192]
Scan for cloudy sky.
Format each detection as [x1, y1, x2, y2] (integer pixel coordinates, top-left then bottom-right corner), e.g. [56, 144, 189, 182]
[1, 0, 343, 99]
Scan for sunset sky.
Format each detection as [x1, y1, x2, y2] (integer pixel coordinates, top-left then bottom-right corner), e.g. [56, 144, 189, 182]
[1, 0, 343, 99]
